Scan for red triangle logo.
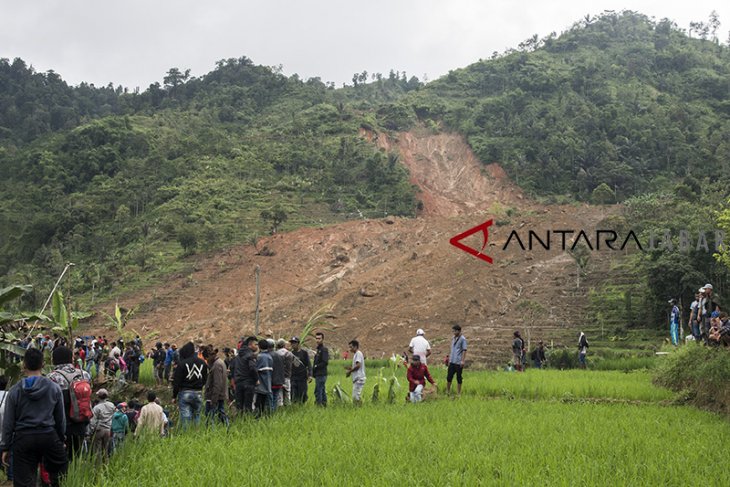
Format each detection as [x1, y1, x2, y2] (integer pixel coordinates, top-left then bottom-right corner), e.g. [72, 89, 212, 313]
[449, 219, 494, 264]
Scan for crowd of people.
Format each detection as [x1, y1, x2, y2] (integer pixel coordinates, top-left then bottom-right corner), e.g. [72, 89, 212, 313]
[683, 283, 730, 346]
[0, 323, 477, 485]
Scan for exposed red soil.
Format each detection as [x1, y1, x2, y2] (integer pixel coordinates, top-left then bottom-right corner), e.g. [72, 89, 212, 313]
[86, 129, 618, 366]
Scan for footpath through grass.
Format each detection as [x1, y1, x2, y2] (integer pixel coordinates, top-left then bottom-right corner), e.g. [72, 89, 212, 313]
[63, 367, 730, 486]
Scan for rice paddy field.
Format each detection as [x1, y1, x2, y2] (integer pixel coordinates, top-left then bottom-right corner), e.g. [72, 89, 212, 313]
[64, 362, 730, 486]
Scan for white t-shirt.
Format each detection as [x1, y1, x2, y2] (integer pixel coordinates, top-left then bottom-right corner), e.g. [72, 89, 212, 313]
[409, 336, 431, 364]
[351, 350, 365, 382]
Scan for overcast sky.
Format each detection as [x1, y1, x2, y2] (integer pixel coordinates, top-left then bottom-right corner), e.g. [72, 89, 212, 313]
[1, 1, 726, 89]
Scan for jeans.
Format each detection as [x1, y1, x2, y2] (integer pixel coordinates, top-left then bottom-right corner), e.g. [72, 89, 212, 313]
[410, 384, 424, 403]
[12, 432, 67, 487]
[271, 388, 281, 412]
[314, 375, 327, 405]
[291, 377, 308, 403]
[234, 383, 255, 414]
[670, 322, 679, 345]
[255, 393, 271, 417]
[111, 431, 126, 454]
[205, 400, 230, 427]
[178, 390, 203, 427]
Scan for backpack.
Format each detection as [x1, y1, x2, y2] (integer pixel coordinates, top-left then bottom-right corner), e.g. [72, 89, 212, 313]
[58, 369, 93, 423]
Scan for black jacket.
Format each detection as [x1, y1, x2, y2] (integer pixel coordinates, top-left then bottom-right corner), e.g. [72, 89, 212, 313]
[1, 376, 65, 451]
[291, 349, 311, 380]
[313, 344, 329, 377]
[233, 348, 258, 386]
[271, 351, 284, 387]
[172, 356, 208, 396]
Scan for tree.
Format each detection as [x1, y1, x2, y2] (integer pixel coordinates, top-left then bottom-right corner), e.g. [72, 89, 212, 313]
[591, 183, 615, 204]
[177, 226, 198, 256]
[260, 205, 288, 234]
[163, 67, 191, 90]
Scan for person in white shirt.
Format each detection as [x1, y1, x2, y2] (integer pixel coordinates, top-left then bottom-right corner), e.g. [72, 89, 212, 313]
[345, 340, 365, 405]
[408, 329, 431, 365]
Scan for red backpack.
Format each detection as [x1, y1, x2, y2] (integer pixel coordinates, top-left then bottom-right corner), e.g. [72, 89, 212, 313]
[59, 369, 93, 422]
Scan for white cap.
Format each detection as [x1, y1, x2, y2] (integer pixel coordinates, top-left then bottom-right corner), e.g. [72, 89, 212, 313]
[704, 283, 713, 290]
[416, 329, 424, 336]
[699, 287, 706, 293]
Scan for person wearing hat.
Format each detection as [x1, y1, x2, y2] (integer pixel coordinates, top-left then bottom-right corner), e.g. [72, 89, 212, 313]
[446, 325, 467, 396]
[289, 337, 311, 404]
[406, 355, 436, 403]
[668, 299, 680, 346]
[89, 389, 116, 462]
[408, 329, 432, 365]
[699, 284, 718, 344]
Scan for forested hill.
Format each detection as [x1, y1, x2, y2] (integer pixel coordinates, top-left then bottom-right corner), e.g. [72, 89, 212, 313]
[1, 10, 730, 304]
[411, 11, 730, 200]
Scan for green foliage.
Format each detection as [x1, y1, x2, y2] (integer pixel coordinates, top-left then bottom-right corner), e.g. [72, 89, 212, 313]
[654, 344, 730, 414]
[591, 183, 615, 204]
[415, 11, 730, 198]
[176, 226, 198, 256]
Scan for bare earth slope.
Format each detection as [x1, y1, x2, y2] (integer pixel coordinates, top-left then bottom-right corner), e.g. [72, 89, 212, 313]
[89, 129, 616, 366]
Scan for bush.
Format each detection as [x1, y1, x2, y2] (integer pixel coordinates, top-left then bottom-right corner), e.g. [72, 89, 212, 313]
[654, 344, 730, 415]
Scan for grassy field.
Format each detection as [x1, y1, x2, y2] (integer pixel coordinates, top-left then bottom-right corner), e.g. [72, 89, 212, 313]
[62, 362, 730, 486]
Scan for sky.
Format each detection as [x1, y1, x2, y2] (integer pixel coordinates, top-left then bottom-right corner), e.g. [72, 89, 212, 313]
[1, 1, 726, 90]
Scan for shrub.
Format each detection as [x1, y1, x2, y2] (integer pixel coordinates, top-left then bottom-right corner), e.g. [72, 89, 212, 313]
[654, 344, 730, 415]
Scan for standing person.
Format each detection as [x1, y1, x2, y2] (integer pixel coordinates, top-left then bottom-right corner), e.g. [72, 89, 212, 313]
[152, 343, 165, 386]
[89, 389, 116, 463]
[689, 291, 701, 341]
[270, 344, 284, 412]
[406, 355, 436, 403]
[47, 346, 93, 462]
[0, 376, 9, 483]
[290, 337, 311, 404]
[254, 340, 273, 417]
[275, 339, 294, 407]
[669, 299, 680, 346]
[446, 325, 467, 397]
[233, 337, 258, 415]
[203, 347, 229, 427]
[578, 332, 589, 369]
[530, 341, 547, 369]
[700, 284, 718, 344]
[345, 340, 366, 405]
[408, 329, 432, 365]
[172, 341, 208, 428]
[110, 404, 129, 454]
[0, 349, 67, 487]
[312, 332, 329, 407]
[135, 392, 165, 437]
[512, 331, 525, 372]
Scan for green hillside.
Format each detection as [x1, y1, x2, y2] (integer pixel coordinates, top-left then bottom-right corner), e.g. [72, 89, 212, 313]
[1, 10, 730, 316]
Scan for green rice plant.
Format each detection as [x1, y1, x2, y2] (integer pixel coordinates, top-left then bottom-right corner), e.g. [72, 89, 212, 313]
[64, 396, 730, 486]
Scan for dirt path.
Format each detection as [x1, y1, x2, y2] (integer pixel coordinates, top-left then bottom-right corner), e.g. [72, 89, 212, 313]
[86, 129, 615, 366]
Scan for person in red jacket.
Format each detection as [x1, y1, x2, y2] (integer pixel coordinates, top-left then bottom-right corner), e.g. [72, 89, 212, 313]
[406, 355, 436, 403]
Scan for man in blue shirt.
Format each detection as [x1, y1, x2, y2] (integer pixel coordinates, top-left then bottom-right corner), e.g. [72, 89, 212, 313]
[446, 325, 467, 397]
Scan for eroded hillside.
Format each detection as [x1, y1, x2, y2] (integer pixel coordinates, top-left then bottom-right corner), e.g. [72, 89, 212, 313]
[88, 129, 619, 365]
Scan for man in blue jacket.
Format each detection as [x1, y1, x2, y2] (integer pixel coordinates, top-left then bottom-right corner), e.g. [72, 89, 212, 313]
[1, 348, 68, 487]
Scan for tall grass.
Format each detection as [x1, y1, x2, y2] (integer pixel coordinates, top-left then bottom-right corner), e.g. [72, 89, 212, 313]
[64, 397, 730, 486]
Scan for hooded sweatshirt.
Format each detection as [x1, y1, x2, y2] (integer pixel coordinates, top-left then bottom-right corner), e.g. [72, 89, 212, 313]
[0, 375, 65, 451]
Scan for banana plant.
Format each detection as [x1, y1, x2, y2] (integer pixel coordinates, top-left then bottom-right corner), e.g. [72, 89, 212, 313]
[371, 367, 387, 403]
[0, 284, 47, 383]
[298, 304, 335, 347]
[387, 354, 405, 404]
[100, 302, 137, 341]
